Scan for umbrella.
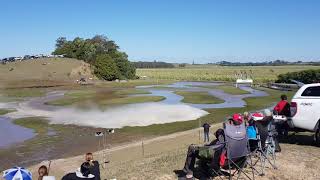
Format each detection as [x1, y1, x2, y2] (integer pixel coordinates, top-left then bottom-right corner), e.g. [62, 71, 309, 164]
[3, 167, 32, 180]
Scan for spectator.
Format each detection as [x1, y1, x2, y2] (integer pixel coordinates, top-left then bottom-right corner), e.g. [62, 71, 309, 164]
[38, 165, 48, 180]
[85, 153, 101, 180]
[202, 122, 211, 143]
[62, 162, 95, 180]
[273, 94, 291, 136]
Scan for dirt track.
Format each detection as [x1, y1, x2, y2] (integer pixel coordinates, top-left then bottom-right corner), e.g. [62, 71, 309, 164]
[27, 123, 320, 180]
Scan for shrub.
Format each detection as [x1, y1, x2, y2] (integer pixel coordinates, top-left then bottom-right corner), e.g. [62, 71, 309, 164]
[276, 69, 320, 84]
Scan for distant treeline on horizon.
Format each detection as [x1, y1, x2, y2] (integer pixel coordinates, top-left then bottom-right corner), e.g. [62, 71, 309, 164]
[133, 61, 175, 68]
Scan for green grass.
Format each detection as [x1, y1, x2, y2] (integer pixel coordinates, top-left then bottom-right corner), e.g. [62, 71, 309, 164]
[0, 108, 15, 115]
[97, 79, 175, 88]
[136, 65, 320, 83]
[99, 96, 165, 105]
[190, 85, 249, 95]
[214, 85, 249, 95]
[65, 89, 96, 98]
[114, 89, 150, 95]
[9, 117, 68, 154]
[46, 89, 99, 105]
[45, 88, 163, 106]
[174, 91, 224, 104]
[0, 88, 45, 98]
[14, 117, 50, 134]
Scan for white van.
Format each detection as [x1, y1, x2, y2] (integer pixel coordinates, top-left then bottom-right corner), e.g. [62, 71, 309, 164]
[290, 83, 320, 145]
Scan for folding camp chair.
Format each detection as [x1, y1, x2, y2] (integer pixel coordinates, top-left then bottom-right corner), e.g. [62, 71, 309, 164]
[248, 124, 277, 176]
[213, 123, 255, 180]
[264, 120, 278, 168]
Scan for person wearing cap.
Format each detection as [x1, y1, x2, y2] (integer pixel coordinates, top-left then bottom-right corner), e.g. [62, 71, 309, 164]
[229, 113, 243, 125]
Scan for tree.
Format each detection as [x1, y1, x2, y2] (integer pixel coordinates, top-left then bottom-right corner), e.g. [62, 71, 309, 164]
[52, 34, 136, 80]
[55, 37, 67, 48]
[94, 54, 120, 81]
[110, 51, 136, 79]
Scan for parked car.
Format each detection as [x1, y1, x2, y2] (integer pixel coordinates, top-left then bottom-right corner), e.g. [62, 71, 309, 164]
[290, 83, 320, 145]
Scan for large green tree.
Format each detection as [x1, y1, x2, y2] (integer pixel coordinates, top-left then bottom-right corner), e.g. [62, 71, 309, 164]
[52, 35, 136, 81]
[94, 54, 120, 81]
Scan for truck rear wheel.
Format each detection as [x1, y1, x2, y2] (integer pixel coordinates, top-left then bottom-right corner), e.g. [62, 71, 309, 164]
[315, 127, 320, 147]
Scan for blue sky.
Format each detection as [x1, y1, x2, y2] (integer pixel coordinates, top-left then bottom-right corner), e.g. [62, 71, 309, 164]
[0, 0, 319, 63]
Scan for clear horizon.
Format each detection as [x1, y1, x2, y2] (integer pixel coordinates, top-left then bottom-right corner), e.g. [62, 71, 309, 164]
[1, 0, 320, 63]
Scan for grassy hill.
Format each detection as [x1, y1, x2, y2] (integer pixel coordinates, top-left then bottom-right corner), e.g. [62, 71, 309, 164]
[0, 58, 95, 88]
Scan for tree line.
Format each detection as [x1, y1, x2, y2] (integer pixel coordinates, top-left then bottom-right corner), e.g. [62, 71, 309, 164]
[133, 61, 174, 68]
[276, 69, 320, 84]
[53, 35, 136, 81]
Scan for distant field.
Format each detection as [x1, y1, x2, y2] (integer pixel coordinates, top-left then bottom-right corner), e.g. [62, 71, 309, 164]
[136, 65, 320, 82]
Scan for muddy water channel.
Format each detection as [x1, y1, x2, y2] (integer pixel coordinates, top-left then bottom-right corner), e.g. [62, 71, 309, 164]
[0, 82, 267, 149]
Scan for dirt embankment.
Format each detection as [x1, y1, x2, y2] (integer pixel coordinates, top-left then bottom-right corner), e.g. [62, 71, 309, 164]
[0, 58, 95, 88]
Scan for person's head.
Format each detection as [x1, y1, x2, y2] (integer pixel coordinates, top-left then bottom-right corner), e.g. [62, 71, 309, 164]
[80, 162, 91, 177]
[263, 109, 272, 117]
[85, 152, 93, 162]
[230, 113, 243, 125]
[214, 128, 225, 139]
[243, 112, 250, 120]
[38, 165, 48, 178]
[281, 94, 287, 100]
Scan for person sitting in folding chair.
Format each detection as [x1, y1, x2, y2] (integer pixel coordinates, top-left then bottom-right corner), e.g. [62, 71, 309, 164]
[213, 113, 255, 180]
[182, 129, 225, 179]
[248, 110, 277, 176]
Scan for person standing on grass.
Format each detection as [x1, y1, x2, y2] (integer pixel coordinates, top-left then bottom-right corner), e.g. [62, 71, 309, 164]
[273, 94, 291, 136]
[202, 122, 211, 142]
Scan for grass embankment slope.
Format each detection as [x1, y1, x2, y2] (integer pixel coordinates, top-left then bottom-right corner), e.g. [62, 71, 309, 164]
[0, 58, 94, 88]
[137, 65, 320, 82]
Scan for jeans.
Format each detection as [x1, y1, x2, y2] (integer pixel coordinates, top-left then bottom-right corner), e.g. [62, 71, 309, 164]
[204, 131, 210, 142]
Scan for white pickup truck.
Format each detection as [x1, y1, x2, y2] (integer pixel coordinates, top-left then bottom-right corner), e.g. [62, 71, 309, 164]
[290, 83, 320, 145]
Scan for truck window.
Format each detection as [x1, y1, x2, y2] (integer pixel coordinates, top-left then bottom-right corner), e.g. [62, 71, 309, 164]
[301, 86, 320, 96]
